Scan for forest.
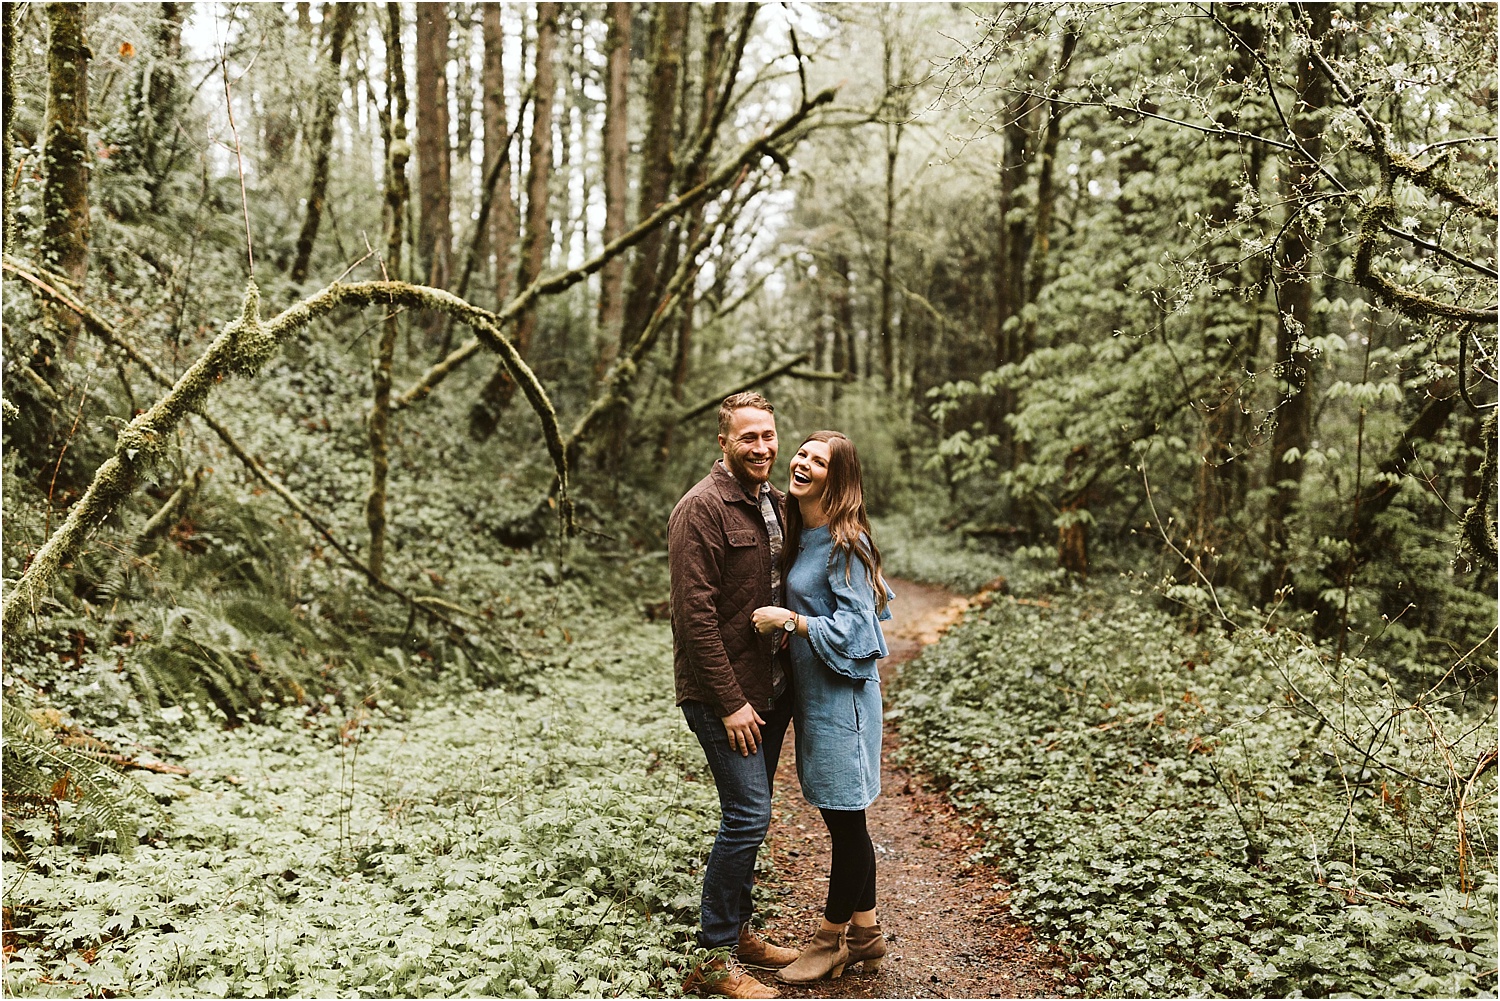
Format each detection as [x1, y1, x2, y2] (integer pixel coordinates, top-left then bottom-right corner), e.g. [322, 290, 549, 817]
[0, 2, 1495, 998]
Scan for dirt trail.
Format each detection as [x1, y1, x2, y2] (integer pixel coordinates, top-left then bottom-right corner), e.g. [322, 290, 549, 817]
[761, 579, 1057, 999]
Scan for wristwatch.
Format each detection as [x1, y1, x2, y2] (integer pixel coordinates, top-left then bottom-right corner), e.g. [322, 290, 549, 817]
[782, 615, 798, 634]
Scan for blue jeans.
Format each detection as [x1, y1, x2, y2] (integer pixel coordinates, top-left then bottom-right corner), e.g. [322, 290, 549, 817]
[681, 693, 794, 949]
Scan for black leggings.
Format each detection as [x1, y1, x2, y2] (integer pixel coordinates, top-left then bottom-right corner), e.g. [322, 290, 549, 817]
[819, 808, 876, 923]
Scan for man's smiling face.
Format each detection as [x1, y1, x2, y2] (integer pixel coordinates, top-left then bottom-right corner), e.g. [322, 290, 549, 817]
[718, 407, 778, 488]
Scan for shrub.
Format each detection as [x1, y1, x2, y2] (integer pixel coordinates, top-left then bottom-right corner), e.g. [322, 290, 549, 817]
[891, 590, 1498, 998]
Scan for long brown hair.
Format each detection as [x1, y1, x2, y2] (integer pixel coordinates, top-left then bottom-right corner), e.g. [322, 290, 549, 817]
[782, 431, 887, 614]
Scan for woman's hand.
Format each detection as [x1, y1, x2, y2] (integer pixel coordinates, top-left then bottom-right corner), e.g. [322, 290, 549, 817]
[752, 605, 794, 635]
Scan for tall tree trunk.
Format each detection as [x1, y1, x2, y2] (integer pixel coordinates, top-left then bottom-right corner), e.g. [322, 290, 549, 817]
[415, 1, 452, 340]
[481, 1, 517, 305]
[262, 9, 299, 165]
[993, 45, 1053, 476]
[618, 3, 688, 354]
[833, 252, 856, 393]
[594, 2, 631, 371]
[1023, 29, 1079, 309]
[41, 2, 91, 352]
[659, 3, 727, 462]
[1023, 27, 1084, 570]
[514, 0, 557, 356]
[876, 18, 905, 393]
[366, 1, 411, 583]
[1191, 4, 1265, 585]
[2, 2, 15, 237]
[454, 4, 476, 208]
[140, 2, 185, 211]
[552, 16, 576, 348]
[666, 3, 725, 401]
[1265, 4, 1332, 599]
[990, 89, 1032, 466]
[289, 2, 356, 284]
[878, 125, 900, 393]
[469, 0, 557, 439]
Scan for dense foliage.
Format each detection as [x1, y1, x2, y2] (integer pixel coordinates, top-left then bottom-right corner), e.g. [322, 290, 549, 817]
[780, 2, 1496, 678]
[6, 605, 726, 998]
[893, 584, 1497, 998]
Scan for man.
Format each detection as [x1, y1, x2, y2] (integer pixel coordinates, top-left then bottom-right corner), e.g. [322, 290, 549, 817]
[670, 392, 799, 999]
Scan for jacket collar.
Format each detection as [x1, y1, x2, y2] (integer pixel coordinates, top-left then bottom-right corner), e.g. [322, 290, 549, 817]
[712, 459, 782, 507]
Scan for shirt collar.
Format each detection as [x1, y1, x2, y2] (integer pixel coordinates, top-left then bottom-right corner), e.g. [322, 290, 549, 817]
[712, 459, 775, 506]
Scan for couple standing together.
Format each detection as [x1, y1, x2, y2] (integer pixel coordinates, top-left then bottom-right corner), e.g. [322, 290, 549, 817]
[669, 392, 893, 998]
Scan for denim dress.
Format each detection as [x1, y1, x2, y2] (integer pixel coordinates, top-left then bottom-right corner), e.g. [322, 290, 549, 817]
[786, 526, 892, 811]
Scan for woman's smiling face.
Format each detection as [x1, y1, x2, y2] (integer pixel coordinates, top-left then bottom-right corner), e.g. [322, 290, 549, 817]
[789, 439, 832, 504]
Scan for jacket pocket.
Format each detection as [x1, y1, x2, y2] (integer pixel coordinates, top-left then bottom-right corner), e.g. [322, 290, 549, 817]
[724, 529, 760, 581]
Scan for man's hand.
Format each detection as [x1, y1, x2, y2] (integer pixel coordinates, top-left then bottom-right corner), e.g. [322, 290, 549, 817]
[721, 702, 766, 756]
[752, 605, 793, 635]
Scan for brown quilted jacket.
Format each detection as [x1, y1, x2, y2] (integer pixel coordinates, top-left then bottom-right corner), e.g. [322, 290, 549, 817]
[668, 460, 785, 717]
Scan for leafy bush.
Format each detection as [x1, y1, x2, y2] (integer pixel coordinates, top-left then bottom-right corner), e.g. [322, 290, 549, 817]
[891, 590, 1497, 998]
[3, 614, 720, 998]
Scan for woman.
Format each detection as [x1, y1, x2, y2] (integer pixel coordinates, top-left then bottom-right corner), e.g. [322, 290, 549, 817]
[751, 430, 892, 983]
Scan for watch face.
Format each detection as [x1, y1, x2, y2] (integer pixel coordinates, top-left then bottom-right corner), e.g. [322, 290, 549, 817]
[783, 617, 797, 632]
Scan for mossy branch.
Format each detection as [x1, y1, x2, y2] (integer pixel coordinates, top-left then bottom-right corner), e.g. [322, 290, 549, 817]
[391, 85, 839, 411]
[561, 199, 726, 467]
[136, 467, 205, 548]
[1352, 197, 1498, 326]
[1, 261, 562, 634]
[1289, 3, 1498, 324]
[4, 259, 466, 632]
[1455, 411, 1498, 573]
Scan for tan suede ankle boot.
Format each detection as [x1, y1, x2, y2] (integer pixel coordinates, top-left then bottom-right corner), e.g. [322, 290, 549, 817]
[775, 926, 848, 984]
[844, 922, 886, 973]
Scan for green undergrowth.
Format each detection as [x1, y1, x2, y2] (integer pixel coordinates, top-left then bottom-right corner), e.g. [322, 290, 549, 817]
[874, 511, 1063, 595]
[3, 610, 722, 998]
[891, 588, 1498, 998]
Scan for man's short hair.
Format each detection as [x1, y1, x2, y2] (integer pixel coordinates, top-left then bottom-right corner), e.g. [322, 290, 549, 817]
[718, 392, 775, 437]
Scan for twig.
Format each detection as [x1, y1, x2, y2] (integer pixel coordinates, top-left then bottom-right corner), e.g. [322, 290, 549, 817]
[787, 23, 808, 108]
[1381, 225, 1498, 279]
[333, 241, 378, 286]
[136, 467, 204, 547]
[215, 13, 255, 276]
[1457, 324, 1497, 412]
[44, 373, 92, 541]
[1139, 462, 1232, 627]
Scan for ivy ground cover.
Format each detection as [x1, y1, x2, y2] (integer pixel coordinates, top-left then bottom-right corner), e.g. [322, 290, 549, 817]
[4, 619, 721, 998]
[891, 590, 1497, 998]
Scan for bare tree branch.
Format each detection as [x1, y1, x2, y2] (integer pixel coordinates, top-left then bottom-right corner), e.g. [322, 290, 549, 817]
[671, 353, 814, 425]
[391, 86, 839, 410]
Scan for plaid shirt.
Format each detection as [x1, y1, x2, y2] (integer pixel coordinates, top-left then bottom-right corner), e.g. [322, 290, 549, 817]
[756, 480, 788, 697]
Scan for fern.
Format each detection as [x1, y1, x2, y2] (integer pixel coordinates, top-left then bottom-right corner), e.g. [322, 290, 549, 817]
[1, 696, 154, 858]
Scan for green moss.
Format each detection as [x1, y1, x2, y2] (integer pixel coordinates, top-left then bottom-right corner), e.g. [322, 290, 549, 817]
[224, 280, 272, 377]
